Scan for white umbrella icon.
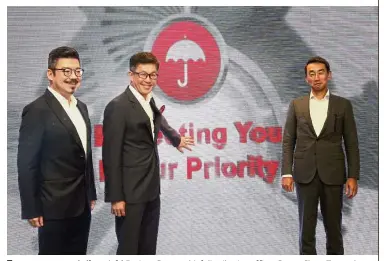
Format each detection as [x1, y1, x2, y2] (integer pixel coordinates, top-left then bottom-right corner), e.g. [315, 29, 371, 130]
[166, 38, 206, 87]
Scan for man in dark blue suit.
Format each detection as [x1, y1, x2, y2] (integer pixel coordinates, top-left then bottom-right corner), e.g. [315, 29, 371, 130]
[17, 46, 97, 254]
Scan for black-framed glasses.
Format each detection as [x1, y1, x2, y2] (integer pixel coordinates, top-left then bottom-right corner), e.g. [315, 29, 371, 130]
[53, 68, 84, 77]
[131, 71, 158, 80]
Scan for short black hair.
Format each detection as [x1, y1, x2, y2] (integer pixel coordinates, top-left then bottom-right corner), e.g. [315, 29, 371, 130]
[129, 52, 159, 71]
[48, 46, 80, 71]
[305, 56, 331, 76]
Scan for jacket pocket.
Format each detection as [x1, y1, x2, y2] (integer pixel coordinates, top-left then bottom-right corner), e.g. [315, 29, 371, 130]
[294, 151, 305, 159]
[331, 153, 345, 160]
[334, 113, 344, 133]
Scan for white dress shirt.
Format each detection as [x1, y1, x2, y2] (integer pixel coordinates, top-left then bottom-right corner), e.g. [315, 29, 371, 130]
[309, 90, 330, 137]
[129, 85, 154, 140]
[282, 90, 330, 178]
[48, 87, 87, 154]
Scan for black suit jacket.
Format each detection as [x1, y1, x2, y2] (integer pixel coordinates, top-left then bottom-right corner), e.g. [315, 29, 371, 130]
[102, 87, 181, 204]
[282, 93, 360, 185]
[17, 89, 97, 220]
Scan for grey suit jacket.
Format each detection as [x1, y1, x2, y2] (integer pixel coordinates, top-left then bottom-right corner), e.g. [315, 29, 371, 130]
[282, 93, 360, 185]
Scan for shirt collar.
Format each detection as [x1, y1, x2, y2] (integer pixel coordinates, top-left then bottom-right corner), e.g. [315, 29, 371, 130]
[48, 86, 77, 107]
[310, 89, 330, 100]
[129, 85, 152, 103]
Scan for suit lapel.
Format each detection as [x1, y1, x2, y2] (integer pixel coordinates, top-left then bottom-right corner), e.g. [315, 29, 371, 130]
[125, 87, 154, 140]
[44, 89, 84, 151]
[318, 94, 334, 138]
[301, 95, 317, 137]
[150, 98, 161, 141]
[76, 102, 90, 154]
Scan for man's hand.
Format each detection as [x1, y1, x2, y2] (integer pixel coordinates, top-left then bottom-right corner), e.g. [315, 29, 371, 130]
[281, 177, 294, 192]
[345, 178, 358, 199]
[90, 200, 96, 211]
[177, 136, 195, 153]
[111, 201, 126, 217]
[28, 216, 44, 227]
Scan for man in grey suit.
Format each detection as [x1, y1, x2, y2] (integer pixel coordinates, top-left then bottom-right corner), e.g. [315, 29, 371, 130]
[281, 56, 360, 255]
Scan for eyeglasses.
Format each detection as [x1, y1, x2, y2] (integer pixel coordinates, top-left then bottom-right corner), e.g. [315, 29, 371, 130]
[131, 71, 158, 80]
[53, 68, 84, 77]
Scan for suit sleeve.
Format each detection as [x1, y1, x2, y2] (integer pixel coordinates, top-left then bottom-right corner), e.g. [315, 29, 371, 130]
[17, 104, 44, 219]
[84, 104, 97, 201]
[343, 100, 360, 180]
[160, 115, 181, 148]
[88, 151, 97, 201]
[102, 100, 126, 202]
[282, 100, 297, 176]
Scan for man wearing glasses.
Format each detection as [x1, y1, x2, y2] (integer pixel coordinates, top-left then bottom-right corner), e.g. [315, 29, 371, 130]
[102, 52, 194, 255]
[17, 46, 97, 254]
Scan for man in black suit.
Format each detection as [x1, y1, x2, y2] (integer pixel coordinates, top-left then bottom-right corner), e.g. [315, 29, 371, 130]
[102, 52, 194, 255]
[281, 56, 360, 255]
[17, 46, 97, 254]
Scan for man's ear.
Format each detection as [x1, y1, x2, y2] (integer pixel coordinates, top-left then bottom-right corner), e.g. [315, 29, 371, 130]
[47, 69, 54, 81]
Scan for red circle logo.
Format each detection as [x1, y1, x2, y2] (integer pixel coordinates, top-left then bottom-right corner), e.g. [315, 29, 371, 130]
[151, 21, 221, 102]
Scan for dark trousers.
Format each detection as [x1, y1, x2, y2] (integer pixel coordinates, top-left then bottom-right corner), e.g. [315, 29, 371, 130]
[115, 196, 161, 255]
[296, 173, 344, 255]
[38, 206, 91, 255]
